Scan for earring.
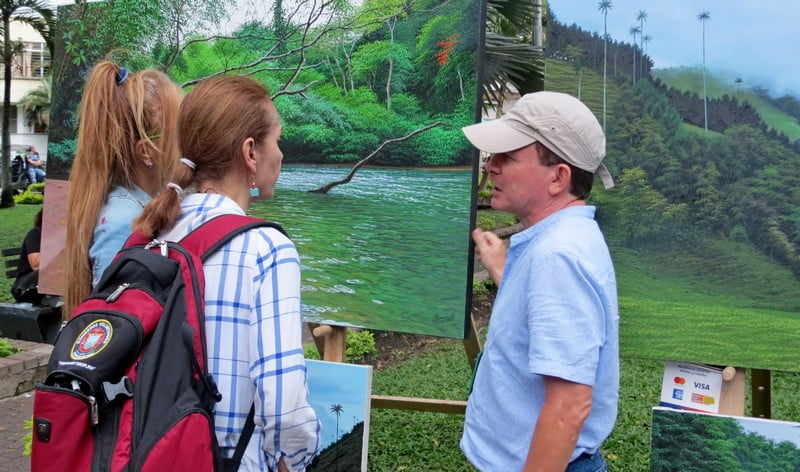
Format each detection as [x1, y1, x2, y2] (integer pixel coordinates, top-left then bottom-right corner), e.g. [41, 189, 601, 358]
[145, 160, 153, 168]
[250, 182, 260, 198]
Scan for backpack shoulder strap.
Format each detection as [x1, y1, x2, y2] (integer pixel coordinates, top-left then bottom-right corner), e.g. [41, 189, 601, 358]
[180, 215, 280, 469]
[178, 214, 287, 261]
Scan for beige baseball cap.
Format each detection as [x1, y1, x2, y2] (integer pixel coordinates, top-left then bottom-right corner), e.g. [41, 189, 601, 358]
[462, 91, 614, 189]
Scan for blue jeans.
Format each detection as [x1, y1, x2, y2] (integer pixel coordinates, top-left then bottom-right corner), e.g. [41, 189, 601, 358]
[566, 450, 608, 472]
[28, 167, 45, 183]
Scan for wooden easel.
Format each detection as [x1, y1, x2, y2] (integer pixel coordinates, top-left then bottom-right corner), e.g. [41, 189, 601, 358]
[307, 314, 482, 414]
[717, 366, 745, 416]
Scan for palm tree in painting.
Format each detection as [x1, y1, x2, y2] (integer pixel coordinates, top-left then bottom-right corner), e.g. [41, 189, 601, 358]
[698, 10, 711, 132]
[483, 0, 543, 107]
[597, 0, 612, 131]
[628, 25, 640, 85]
[330, 403, 344, 441]
[642, 34, 652, 74]
[636, 9, 647, 78]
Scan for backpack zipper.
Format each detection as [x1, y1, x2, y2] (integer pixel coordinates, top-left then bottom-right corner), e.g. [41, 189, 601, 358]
[106, 283, 130, 302]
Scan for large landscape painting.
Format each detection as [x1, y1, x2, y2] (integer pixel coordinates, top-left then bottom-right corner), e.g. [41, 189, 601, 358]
[547, 1, 800, 371]
[45, 0, 482, 338]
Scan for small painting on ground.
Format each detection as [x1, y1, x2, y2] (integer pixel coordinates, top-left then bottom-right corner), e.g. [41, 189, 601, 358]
[45, 0, 483, 338]
[650, 407, 800, 471]
[306, 360, 372, 471]
[546, 0, 800, 371]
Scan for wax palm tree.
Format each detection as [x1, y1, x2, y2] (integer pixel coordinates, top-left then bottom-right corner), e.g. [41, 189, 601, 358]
[0, 0, 54, 208]
[628, 25, 640, 86]
[330, 403, 344, 441]
[19, 75, 50, 132]
[636, 9, 647, 78]
[642, 34, 652, 71]
[698, 10, 710, 132]
[598, 0, 612, 131]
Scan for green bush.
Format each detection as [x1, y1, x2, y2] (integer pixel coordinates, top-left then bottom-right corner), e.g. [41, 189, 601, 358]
[303, 329, 377, 363]
[345, 329, 377, 362]
[475, 209, 517, 231]
[0, 338, 19, 358]
[13, 184, 45, 204]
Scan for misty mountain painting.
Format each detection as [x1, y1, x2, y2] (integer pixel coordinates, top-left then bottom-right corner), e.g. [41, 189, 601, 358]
[547, 0, 800, 371]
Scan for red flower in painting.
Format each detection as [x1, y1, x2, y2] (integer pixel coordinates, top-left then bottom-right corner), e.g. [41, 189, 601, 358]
[435, 33, 460, 66]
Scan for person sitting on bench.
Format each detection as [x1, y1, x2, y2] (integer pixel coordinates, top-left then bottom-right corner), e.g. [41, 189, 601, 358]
[26, 146, 46, 184]
[12, 209, 44, 305]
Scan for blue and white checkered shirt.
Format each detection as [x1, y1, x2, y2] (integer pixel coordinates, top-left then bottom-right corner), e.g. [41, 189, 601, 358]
[160, 193, 320, 471]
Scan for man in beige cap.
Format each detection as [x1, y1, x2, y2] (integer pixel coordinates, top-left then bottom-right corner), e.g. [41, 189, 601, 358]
[461, 91, 619, 471]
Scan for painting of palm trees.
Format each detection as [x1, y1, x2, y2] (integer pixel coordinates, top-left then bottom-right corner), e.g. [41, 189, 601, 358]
[697, 10, 711, 132]
[306, 361, 372, 471]
[597, 0, 612, 130]
[544, 1, 800, 372]
[330, 403, 344, 442]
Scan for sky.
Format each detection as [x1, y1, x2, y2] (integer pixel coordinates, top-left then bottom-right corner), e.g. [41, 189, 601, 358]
[306, 360, 372, 451]
[549, 0, 800, 97]
[738, 416, 800, 448]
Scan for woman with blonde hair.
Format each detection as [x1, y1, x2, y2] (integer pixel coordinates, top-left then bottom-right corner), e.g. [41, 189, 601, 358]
[64, 61, 182, 314]
[134, 75, 320, 471]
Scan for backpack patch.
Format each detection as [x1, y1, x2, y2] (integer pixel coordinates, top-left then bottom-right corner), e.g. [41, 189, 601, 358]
[72, 320, 113, 360]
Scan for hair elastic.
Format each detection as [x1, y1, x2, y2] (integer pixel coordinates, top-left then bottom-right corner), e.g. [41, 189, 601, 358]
[180, 158, 196, 170]
[166, 182, 183, 196]
[116, 67, 129, 85]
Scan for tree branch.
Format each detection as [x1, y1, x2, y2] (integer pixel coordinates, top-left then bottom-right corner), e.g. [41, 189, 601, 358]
[308, 121, 443, 194]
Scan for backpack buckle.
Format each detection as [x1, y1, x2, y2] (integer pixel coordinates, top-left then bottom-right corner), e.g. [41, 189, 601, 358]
[145, 239, 168, 256]
[102, 376, 134, 403]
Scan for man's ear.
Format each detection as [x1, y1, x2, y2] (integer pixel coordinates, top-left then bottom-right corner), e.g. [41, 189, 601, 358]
[240, 137, 258, 174]
[550, 163, 572, 195]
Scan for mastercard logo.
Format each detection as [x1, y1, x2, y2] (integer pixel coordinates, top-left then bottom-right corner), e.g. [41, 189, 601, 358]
[673, 376, 686, 385]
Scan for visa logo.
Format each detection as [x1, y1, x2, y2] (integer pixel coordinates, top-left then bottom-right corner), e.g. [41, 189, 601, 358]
[694, 382, 710, 390]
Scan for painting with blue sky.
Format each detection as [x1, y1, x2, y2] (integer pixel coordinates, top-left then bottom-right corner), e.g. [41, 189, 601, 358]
[305, 360, 372, 471]
[546, 0, 800, 371]
[651, 407, 800, 470]
[550, 0, 799, 97]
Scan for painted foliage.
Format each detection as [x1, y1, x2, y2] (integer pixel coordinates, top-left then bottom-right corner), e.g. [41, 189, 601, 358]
[46, 0, 483, 338]
[547, 0, 800, 371]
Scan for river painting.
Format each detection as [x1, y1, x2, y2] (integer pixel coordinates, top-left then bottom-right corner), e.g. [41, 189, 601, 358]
[42, 0, 482, 339]
[250, 165, 473, 338]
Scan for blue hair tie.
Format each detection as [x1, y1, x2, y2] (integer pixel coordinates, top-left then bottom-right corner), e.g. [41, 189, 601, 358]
[116, 67, 128, 85]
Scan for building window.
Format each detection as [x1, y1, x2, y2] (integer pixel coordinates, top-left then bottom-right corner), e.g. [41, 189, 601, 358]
[12, 42, 50, 78]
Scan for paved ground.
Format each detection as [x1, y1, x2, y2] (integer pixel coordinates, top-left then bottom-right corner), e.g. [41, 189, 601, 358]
[0, 392, 32, 472]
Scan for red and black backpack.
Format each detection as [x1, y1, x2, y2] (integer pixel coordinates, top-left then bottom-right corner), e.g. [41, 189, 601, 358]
[31, 214, 284, 472]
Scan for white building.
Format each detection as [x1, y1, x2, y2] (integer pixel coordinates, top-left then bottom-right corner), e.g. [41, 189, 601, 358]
[0, 20, 51, 162]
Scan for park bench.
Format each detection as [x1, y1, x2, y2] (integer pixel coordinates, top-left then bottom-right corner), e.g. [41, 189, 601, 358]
[0, 246, 61, 344]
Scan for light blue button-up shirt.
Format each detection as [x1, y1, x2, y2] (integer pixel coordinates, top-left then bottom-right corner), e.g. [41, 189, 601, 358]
[461, 206, 619, 471]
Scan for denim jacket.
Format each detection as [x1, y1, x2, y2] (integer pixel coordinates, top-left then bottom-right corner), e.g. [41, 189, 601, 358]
[89, 185, 150, 287]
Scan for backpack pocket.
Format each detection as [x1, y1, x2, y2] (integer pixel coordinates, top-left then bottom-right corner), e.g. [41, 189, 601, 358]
[31, 383, 96, 472]
[136, 408, 218, 472]
[47, 308, 150, 401]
